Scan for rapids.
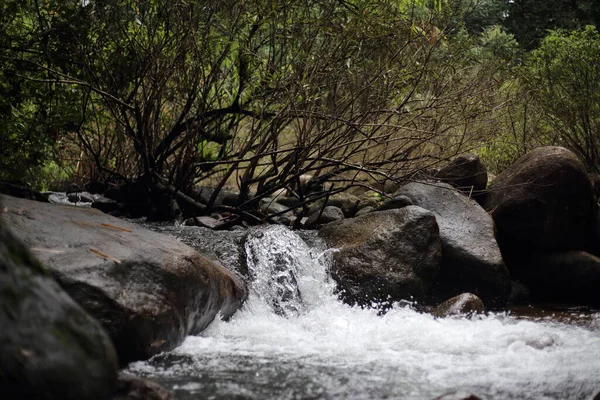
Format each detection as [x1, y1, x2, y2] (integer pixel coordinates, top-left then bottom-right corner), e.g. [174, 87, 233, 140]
[128, 225, 600, 400]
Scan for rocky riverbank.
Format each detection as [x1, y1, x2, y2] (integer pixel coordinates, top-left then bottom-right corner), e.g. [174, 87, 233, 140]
[2, 145, 600, 399]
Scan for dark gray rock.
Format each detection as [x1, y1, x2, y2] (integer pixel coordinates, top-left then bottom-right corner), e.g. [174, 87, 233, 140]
[92, 196, 120, 213]
[432, 293, 485, 318]
[0, 221, 118, 400]
[395, 182, 510, 306]
[510, 250, 600, 306]
[305, 206, 344, 228]
[141, 224, 247, 278]
[484, 146, 595, 253]
[376, 194, 413, 211]
[113, 373, 171, 400]
[308, 192, 372, 218]
[0, 195, 247, 364]
[0, 181, 48, 202]
[435, 154, 488, 194]
[508, 280, 530, 305]
[319, 206, 441, 307]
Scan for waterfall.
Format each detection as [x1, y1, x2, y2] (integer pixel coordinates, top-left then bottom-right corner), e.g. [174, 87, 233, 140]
[243, 225, 334, 318]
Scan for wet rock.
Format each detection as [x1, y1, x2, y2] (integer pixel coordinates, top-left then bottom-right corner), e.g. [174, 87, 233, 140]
[511, 250, 600, 306]
[113, 373, 171, 400]
[435, 154, 488, 194]
[432, 392, 482, 400]
[395, 182, 510, 306]
[484, 146, 595, 253]
[305, 206, 344, 228]
[0, 221, 118, 400]
[0, 194, 247, 364]
[432, 293, 485, 318]
[319, 206, 441, 307]
[376, 194, 413, 211]
[243, 225, 309, 317]
[142, 224, 247, 278]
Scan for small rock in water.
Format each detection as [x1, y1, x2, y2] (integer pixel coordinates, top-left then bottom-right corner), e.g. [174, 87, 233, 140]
[433, 391, 482, 400]
[433, 293, 485, 318]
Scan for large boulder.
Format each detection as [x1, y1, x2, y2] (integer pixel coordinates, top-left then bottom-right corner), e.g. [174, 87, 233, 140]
[392, 182, 511, 306]
[319, 206, 442, 307]
[483, 146, 596, 253]
[435, 154, 488, 194]
[0, 195, 247, 364]
[0, 221, 118, 399]
[509, 250, 600, 306]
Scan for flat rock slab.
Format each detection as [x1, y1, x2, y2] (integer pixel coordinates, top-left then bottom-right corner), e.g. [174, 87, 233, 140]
[0, 195, 246, 364]
[0, 221, 118, 400]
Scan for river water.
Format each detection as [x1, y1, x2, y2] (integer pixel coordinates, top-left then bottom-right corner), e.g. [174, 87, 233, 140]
[127, 225, 600, 400]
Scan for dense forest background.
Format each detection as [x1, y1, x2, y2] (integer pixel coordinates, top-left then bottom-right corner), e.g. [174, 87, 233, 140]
[2, 0, 600, 214]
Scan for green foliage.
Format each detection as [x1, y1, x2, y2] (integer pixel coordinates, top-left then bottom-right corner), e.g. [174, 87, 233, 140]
[4, 0, 598, 213]
[504, 0, 600, 49]
[522, 25, 600, 172]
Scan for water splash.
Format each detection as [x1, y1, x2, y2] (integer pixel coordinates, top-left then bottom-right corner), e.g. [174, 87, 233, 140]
[243, 225, 333, 318]
[129, 224, 600, 400]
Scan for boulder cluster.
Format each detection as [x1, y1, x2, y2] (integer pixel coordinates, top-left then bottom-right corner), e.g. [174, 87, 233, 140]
[320, 146, 600, 310]
[1, 145, 599, 399]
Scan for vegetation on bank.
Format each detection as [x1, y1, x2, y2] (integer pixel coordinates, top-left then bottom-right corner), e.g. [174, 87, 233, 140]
[1, 0, 599, 213]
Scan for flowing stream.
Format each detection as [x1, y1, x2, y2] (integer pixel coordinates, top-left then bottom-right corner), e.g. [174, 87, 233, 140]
[128, 225, 600, 400]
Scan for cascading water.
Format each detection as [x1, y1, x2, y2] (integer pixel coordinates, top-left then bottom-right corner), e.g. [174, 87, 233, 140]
[243, 225, 329, 318]
[129, 225, 600, 400]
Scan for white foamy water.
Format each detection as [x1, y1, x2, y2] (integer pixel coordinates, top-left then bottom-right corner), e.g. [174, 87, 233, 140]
[129, 228, 600, 400]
